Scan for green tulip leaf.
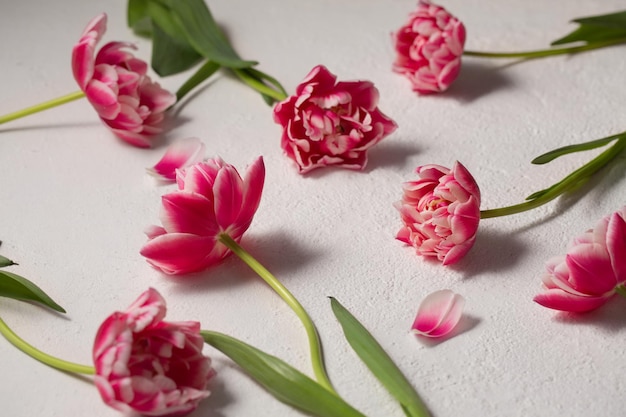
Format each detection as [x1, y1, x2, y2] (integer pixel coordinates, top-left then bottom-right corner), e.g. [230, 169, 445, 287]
[201, 330, 366, 417]
[175, 60, 221, 102]
[0, 255, 16, 268]
[330, 297, 429, 417]
[128, 0, 153, 37]
[552, 11, 626, 45]
[0, 271, 65, 313]
[532, 134, 623, 164]
[151, 22, 203, 76]
[154, 0, 257, 69]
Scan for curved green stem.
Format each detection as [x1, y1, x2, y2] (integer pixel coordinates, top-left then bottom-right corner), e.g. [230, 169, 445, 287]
[0, 91, 85, 125]
[616, 285, 626, 299]
[464, 38, 626, 59]
[218, 234, 336, 394]
[0, 316, 94, 375]
[176, 60, 221, 102]
[232, 69, 288, 102]
[480, 137, 626, 218]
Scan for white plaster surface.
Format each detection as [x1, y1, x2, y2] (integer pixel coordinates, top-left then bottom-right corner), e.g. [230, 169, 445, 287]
[1, 1, 626, 416]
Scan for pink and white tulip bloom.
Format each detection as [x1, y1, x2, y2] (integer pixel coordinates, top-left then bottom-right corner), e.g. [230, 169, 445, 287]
[392, 1, 466, 94]
[273, 65, 397, 174]
[534, 207, 626, 313]
[72, 13, 176, 148]
[141, 156, 265, 274]
[395, 161, 481, 265]
[411, 290, 465, 338]
[93, 288, 214, 416]
[147, 138, 206, 182]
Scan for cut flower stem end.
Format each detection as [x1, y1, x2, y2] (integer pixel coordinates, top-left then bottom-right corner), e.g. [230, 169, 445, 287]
[0, 91, 86, 125]
[464, 38, 626, 60]
[217, 233, 336, 395]
[0, 316, 94, 375]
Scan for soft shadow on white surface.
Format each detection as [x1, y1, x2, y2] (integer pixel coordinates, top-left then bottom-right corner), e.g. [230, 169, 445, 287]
[446, 61, 513, 102]
[167, 231, 325, 293]
[365, 140, 422, 172]
[188, 376, 231, 417]
[453, 228, 528, 277]
[554, 297, 626, 332]
[0, 121, 100, 133]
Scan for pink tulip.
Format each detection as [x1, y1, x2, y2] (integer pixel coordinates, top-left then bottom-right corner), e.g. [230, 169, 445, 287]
[72, 13, 176, 148]
[140, 156, 265, 274]
[411, 290, 465, 338]
[392, 1, 466, 94]
[273, 65, 397, 174]
[395, 162, 481, 265]
[147, 138, 206, 182]
[534, 207, 626, 313]
[93, 288, 214, 416]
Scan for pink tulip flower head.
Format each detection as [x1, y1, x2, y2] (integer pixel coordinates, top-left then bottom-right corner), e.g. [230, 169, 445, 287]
[534, 207, 626, 313]
[141, 156, 265, 274]
[411, 290, 465, 338]
[93, 288, 214, 416]
[72, 13, 176, 148]
[392, 0, 466, 94]
[395, 161, 481, 265]
[273, 65, 397, 174]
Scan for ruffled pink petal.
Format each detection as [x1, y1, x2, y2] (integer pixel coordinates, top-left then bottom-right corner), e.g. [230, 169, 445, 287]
[140, 233, 219, 275]
[71, 13, 107, 88]
[124, 288, 167, 332]
[160, 192, 219, 237]
[232, 156, 265, 234]
[565, 245, 616, 295]
[606, 209, 626, 282]
[109, 128, 153, 148]
[533, 289, 612, 313]
[147, 138, 206, 182]
[213, 165, 244, 230]
[411, 289, 465, 338]
[85, 79, 120, 120]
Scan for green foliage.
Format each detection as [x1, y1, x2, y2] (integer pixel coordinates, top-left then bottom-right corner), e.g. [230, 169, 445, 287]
[552, 11, 626, 45]
[0, 270, 65, 313]
[330, 297, 429, 417]
[202, 331, 366, 417]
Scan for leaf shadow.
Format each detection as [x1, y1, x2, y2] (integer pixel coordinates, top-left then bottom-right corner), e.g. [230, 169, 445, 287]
[445, 60, 514, 102]
[451, 227, 528, 277]
[167, 230, 325, 295]
[169, 73, 223, 119]
[415, 314, 481, 347]
[552, 296, 626, 333]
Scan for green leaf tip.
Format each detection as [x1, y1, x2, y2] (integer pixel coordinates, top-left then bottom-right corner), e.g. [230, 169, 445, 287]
[330, 297, 430, 417]
[551, 10, 626, 45]
[0, 271, 65, 313]
[201, 330, 365, 417]
[0, 255, 17, 268]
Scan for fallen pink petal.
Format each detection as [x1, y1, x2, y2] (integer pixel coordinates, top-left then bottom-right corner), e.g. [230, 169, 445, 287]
[72, 13, 176, 147]
[411, 289, 465, 338]
[147, 137, 206, 182]
[534, 206, 626, 313]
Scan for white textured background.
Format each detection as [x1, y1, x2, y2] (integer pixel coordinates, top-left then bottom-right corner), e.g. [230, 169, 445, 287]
[1, 1, 626, 416]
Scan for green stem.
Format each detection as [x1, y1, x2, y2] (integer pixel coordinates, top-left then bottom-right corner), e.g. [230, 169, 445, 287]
[232, 69, 288, 102]
[480, 137, 626, 218]
[0, 316, 94, 375]
[0, 91, 85, 125]
[218, 233, 335, 394]
[175, 60, 221, 102]
[616, 285, 626, 299]
[464, 38, 626, 59]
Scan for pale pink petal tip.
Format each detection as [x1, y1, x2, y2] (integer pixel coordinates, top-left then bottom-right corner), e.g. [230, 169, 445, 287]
[411, 290, 465, 338]
[147, 138, 206, 182]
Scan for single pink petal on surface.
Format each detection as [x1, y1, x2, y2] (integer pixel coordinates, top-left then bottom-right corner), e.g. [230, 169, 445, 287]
[411, 289, 465, 338]
[147, 138, 206, 182]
